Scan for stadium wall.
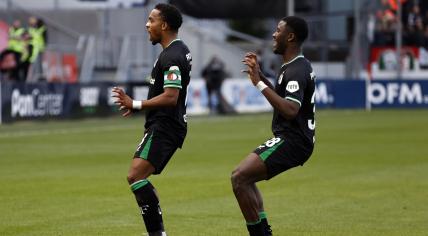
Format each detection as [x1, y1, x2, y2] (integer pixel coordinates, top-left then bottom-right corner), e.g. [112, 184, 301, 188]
[1, 79, 428, 123]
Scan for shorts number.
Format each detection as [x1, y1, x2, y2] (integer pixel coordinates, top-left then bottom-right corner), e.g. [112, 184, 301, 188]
[259, 137, 281, 149]
[265, 137, 281, 147]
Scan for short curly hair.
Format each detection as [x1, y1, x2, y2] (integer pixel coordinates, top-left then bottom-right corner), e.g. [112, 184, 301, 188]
[155, 3, 183, 32]
[281, 16, 308, 44]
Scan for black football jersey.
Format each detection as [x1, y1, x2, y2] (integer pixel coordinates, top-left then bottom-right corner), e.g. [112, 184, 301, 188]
[145, 39, 192, 140]
[271, 55, 315, 147]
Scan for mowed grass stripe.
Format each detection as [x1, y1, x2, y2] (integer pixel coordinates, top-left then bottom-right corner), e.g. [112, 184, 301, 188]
[0, 109, 427, 236]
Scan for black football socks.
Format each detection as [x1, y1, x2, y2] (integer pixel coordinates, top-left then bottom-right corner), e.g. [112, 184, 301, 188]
[131, 179, 166, 235]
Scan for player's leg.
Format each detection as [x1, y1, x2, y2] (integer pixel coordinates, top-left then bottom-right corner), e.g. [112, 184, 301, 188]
[127, 158, 166, 236]
[128, 129, 169, 236]
[232, 136, 293, 235]
[250, 184, 272, 236]
[249, 184, 264, 216]
[231, 153, 268, 236]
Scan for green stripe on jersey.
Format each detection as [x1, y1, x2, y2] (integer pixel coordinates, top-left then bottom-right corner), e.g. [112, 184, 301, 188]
[130, 179, 149, 191]
[164, 69, 182, 87]
[164, 79, 181, 87]
[285, 96, 302, 106]
[139, 133, 153, 160]
[259, 140, 284, 161]
[164, 84, 182, 89]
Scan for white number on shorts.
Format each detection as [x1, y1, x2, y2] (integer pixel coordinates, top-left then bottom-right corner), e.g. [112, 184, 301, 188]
[265, 137, 281, 147]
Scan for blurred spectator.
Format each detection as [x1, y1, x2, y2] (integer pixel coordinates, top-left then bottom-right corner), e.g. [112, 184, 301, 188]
[27, 17, 48, 81]
[19, 32, 32, 80]
[0, 17, 49, 81]
[7, 20, 25, 53]
[404, 4, 424, 46]
[407, 4, 422, 30]
[371, 0, 428, 48]
[28, 16, 47, 64]
[0, 49, 21, 81]
[373, 0, 397, 46]
[412, 17, 425, 46]
[2, 19, 28, 81]
[202, 56, 228, 114]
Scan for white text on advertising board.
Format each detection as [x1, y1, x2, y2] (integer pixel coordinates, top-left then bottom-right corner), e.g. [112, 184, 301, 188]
[315, 82, 334, 104]
[11, 89, 63, 117]
[369, 82, 428, 105]
[80, 87, 100, 107]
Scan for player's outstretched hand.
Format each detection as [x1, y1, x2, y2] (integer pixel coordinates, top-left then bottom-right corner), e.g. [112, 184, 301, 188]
[111, 87, 133, 117]
[242, 52, 261, 86]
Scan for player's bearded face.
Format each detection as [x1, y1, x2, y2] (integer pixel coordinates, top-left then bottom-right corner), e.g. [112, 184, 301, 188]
[273, 21, 287, 54]
[146, 9, 163, 45]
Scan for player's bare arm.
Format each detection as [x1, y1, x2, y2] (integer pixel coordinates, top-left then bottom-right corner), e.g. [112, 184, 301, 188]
[243, 54, 299, 120]
[141, 87, 179, 108]
[243, 52, 274, 89]
[112, 87, 179, 117]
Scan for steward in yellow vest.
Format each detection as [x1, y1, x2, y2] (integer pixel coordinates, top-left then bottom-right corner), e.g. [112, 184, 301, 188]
[7, 20, 25, 53]
[28, 17, 47, 63]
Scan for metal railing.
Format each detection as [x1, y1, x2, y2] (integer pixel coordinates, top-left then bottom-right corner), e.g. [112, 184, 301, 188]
[116, 34, 159, 82]
[0, 0, 80, 40]
[79, 35, 96, 83]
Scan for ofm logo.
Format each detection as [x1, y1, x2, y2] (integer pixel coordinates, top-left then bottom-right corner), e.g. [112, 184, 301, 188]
[315, 83, 334, 104]
[369, 82, 428, 105]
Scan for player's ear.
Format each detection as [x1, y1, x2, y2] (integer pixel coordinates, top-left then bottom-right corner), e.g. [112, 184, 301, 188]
[161, 21, 168, 31]
[287, 32, 295, 42]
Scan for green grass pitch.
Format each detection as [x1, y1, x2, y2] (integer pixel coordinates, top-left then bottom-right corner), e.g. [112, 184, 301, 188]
[0, 109, 427, 236]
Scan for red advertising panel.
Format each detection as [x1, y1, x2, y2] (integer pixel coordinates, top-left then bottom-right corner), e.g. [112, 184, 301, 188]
[0, 20, 8, 52]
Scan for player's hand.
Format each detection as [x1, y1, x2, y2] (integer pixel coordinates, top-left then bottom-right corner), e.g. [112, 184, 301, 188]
[241, 52, 261, 86]
[111, 87, 133, 117]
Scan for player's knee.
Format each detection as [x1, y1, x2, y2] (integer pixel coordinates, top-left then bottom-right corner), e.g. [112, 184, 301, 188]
[127, 174, 136, 185]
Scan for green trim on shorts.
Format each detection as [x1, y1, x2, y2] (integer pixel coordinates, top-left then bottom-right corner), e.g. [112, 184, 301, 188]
[130, 179, 149, 192]
[259, 140, 284, 161]
[139, 133, 153, 160]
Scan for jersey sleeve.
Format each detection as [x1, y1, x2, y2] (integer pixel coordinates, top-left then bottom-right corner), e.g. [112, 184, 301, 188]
[283, 67, 309, 107]
[162, 53, 185, 89]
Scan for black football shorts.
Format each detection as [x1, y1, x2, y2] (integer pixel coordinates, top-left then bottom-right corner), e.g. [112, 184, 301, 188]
[134, 125, 180, 174]
[253, 136, 313, 179]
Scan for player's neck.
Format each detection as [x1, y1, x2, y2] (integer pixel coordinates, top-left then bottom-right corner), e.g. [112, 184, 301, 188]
[160, 33, 179, 49]
[282, 47, 302, 64]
